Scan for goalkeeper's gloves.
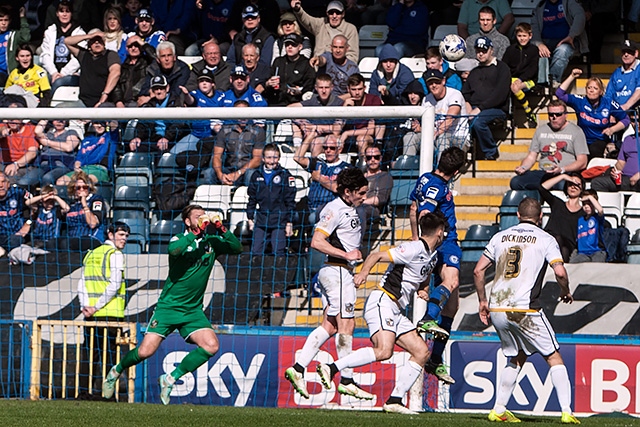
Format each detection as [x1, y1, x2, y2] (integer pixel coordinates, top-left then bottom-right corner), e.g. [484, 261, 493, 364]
[204, 214, 227, 235]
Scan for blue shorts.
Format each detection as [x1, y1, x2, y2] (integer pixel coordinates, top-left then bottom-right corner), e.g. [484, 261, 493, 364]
[437, 239, 462, 270]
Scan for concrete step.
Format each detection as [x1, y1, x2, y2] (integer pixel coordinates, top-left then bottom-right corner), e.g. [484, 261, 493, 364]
[458, 177, 511, 195]
[476, 160, 532, 171]
[454, 194, 502, 206]
[590, 64, 618, 74]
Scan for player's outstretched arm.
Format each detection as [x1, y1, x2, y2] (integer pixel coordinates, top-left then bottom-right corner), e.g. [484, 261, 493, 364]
[354, 249, 390, 287]
[473, 254, 493, 325]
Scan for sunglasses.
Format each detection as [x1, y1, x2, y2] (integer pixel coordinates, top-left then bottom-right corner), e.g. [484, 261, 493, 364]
[281, 20, 294, 25]
[323, 145, 337, 151]
[75, 185, 89, 190]
[138, 17, 152, 22]
[127, 43, 141, 49]
[243, 16, 257, 20]
[366, 155, 381, 160]
[548, 112, 565, 118]
[327, 10, 342, 15]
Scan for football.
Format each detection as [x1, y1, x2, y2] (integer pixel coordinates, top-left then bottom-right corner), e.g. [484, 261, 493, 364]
[439, 34, 467, 62]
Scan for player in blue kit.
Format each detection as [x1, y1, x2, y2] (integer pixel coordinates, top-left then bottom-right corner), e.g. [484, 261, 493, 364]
[409, 146, 465, 385]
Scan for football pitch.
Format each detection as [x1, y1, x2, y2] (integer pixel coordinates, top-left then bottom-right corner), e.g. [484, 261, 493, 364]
[1, 401, 638, 427]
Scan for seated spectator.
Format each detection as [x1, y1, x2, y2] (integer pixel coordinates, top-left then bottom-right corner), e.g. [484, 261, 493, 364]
[604, 40, 640, 112]
[5, 44, 52, 106]
[510, 99, 588, 190]
[422, 69, 470, 163]
[531, 0, 588, 87]
[185, 0, 234, 56]
[291, 0, 359, 63]
[0, 6, 30, 87]
[138, 41, 195, 106]
[591, 129, 640, 192]
[369, 44, 414, 105]
[191, 40, 232, 92]
[149, 0, 196, 56]
[457, 0, 514, 39]
[112, 35, 156, 108]
[456, 57, 479, 83]
[128, 9, 166, 50]
[465, 6, 510, 60]
[57, 121, 118, 185]
[421, 48, 463, 95]
[63, 30, 121, 108]
[556, 68, 630, 159]
[243, 43, 270, 93]
[272, 12, 312, 64]
[26, 184, 70, 249]
[462, 36, 511, 161]
[399, 79, 426, 158]
[502, 22, 539, 127]
[222, 65, 268, 107]
[0, 102, 40, 188]
[172, 68, 226, 154]
[570, 189, 607, 263]
[340, 73, 384, 157]
[102, 7, 128, 63]
[309, 35, 359, 97]
[129, 75, 188, 158]
[378, 0, 429, 58]
[357, 143, 393, 248]
[247, 143, 297, 255]
[226, 5, 275, 67]
[205, 100, 265, 185]
[0, 171, 31, 254]
[264, 33, 316, 106]
[121, 0, 142, 33]
[34, 119, 81, 186]
[39, 0, 85, 96]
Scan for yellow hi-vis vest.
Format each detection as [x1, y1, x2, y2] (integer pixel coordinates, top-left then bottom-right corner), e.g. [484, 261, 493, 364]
[82, 244, 125, 318]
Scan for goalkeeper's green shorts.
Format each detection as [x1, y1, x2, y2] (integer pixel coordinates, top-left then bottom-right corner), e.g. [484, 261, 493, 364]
[146, 308, 213, 340]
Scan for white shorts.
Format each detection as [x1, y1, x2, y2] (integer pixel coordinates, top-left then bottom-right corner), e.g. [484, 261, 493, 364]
[364, 290, 416, 338]
[318, 265, 356, 318]
[491, 310, 559, 357]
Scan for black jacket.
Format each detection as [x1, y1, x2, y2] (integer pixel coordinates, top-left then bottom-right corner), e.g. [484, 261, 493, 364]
[263, 55, 316, 106]
[191, 59, 232, 92]
[501, 42, 539, 83]
[462, 59, 511, 112]
[247, 164, 297, 228]
[133, 93, 190, 143]
[112, 45, 156, 104]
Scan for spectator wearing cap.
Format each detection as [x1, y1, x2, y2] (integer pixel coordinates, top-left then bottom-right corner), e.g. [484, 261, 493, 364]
[112, 35, 156, 108]
[137, 41, 196, 107]
[128, 8, 166, 50]
[149, 0, 196, 55]
[369, 44, 414, 105]
[191, 40, 232, 92]
[380, 0, 430, 58]
[63, 30, 121, 108]
[457, 0, 514, 40]
[422, 69, 470, 162]
[272, 12, 312, 64]
[222, 65, 268, 107]
[186, 0, 235, 56]
[228, 0, 281, 37]
[309, 34, 359, 97]
[39, 0, 86, 96]
[465, 6, 511, 60]
[605, 40, 640, 111]
[462, 36, 511, 161]
[226, 5, 275, 68]
[128, 75, 189, 158]
[172, 68, 226, 154]
[291, 0, 359, 63]
[241, 43, 270, 93]
[264, 33, 316, 105]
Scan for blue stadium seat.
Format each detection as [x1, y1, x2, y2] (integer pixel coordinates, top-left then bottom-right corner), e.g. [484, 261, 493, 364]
[155, 152, 180, 178]
[497, 190, 539, 230]
[95, 183, 114, 206]
[148, 220, 185, 253]
[388, 179, 415, 244]
[390, 155, 420, 179]
[115, 152, 153, 187]
[113, 185, 150, 211]
[112, 209, 147, 222]
[460, 224, 499, 262]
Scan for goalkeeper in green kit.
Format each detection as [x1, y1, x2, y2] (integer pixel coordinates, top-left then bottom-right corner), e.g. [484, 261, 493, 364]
[102, 204, 242, 404]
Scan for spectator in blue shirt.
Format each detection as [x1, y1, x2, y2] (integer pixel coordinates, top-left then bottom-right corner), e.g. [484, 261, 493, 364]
[26, 184, 69, 248]
[570, 189, 607, 263]
[379, 0, 429, 58]
[61, 170, 107, 251]
[222, 65, 268, 107]
[0, 171, 31, 253]
[149, 0, 196, 56]
[604, 40, 640, 112]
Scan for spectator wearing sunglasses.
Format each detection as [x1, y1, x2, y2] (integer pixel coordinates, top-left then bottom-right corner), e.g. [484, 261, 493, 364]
[290, 0, 359, 63]
[112, 35, 156, 107]
[226, 5, 275, 67]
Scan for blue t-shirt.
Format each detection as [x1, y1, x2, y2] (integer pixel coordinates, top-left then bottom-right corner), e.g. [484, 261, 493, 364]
[541, 0, 570, 41]
[410, 172, 458, 242]
[222, 86, 267, 107]
[0, 30, 10, 74]
[33, 206, 62, 242]
[190, 89, 225, 138]
[307, 158, 351, 211]
[576, 213, 605, 255]
[604, 63, 640, 106]
[66, 194, 105, 242]
[0, 186, 29, 235]
[562, 93, 628, 144]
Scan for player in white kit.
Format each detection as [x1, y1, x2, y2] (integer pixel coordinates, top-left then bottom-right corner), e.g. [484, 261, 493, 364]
[316, 212, 447, 414]
[285, 167, 372, 400]
[473, 198, 580, 424]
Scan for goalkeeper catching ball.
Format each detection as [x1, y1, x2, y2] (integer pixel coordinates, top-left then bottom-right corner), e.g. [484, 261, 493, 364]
[102, 204, 242, 404]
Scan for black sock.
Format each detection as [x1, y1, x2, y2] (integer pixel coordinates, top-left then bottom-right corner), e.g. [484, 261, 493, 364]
[329, 363, 339, 379]
[385, 396, 403, 405]
[293, 363, 305, 374]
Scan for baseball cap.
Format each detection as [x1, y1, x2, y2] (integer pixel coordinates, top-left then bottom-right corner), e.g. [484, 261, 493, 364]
[326, 0, 344, 13]
[150, 75, 168, 89]
[283, 33, 303, 46]
[621, 39, 638, 52]
[197, 68, 214, 82]
[475, 36, 493, 50]
[423, 69, 444, 83]
[242, 5, 259, 19]
[280, 12, 296, 23]
[231, 65, 248, 77]
[137, 9, 153, 20]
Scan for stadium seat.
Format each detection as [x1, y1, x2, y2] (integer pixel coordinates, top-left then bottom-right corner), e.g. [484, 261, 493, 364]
[50, 86, 79, 107]
[586, 157, 617, 169]
[597, 192, 624, 228]
[628, 229, 640, 264]
[116, 152, 153, 186]
[358, 57, 379, 81]
[623, 193, 640, 235]
[429, 25, 458, 47]
[192, 185, 232, 220]
[113, 209, 146, 222]
[229, 186, 249, 233]
[390, 155, 420, 179]
[400, 57, 427, 79]
[388, 179, 415, 244]
[148, 220, 185, 253]
[273, 119, 294, 145]
[117, 217, 149, 254]
[497, 190, 540, 230]
[95, 183, 114, 207]
[155, 152, 181, 178]
[358, 25, 389, 58]
[113, 185, 150, 211]
[460, 224, 499, 262]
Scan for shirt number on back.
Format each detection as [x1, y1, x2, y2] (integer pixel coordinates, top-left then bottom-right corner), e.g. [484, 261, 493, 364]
[505, 247, 522, 279]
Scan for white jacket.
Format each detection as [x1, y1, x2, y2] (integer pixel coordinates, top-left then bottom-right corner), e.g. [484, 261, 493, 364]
[39, 23, 86, 76]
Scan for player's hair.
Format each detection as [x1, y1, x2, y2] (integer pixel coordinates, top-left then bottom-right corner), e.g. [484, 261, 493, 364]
[518, 197, 542, 220]
[425, 46, 442, 60]
[478, 6, 496, 19]
[316, 73, 333, 84]
[336, 167, 368, 195]
[67, 170, 96, 198]
[586, 76, 605, 95]
[0, 6, 11, 18]
[547, 98, 567, 112]
[182, 204, 205, 221]
[437, 147, 466, 176]
[562, 172, 585, 195]
[263, 143, 280, 156]
[515, 22, 532, 35]
[347, 73, 365, 87]
[582, 188, 598, 200]
[41, 184, 56, 196]
[419, 211, 447, 236]
[234, 99, 250, 107]
[109, 221, 131, 235]
[156, 40, 176, 57]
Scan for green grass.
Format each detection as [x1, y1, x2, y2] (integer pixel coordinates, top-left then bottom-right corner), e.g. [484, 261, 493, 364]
[1, 401, 638, 427]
